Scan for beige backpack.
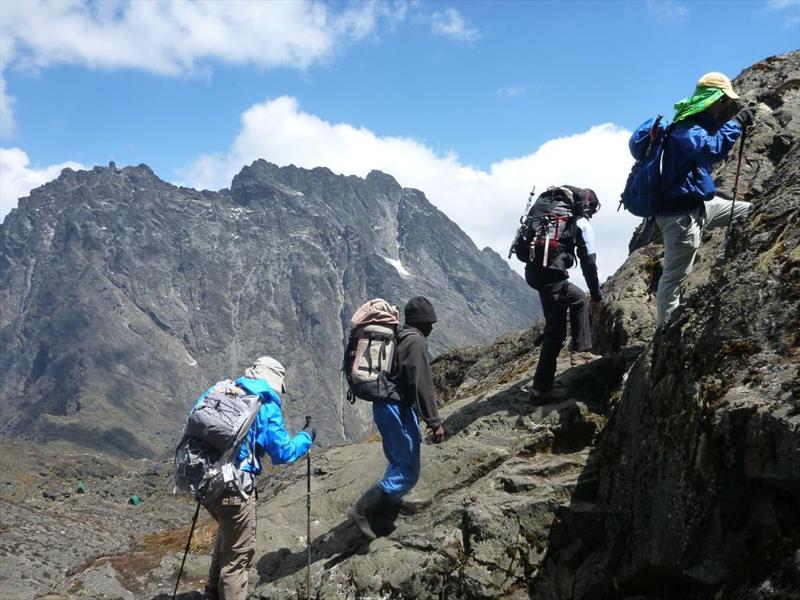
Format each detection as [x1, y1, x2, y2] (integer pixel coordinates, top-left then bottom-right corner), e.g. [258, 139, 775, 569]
[343, 299, 400, 403]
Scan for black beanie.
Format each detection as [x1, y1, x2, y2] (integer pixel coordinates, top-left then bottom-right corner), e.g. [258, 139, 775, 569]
[583, 188, 601, 215]
[404, 296, 437, 324]
[564, 185, 600, 216]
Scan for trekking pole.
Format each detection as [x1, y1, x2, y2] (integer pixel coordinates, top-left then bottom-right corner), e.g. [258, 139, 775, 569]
[724, 127, 748, 258]
[172, 499, 201, 600]
[508, 185, 536, 259]
[305, 415, 312, 600]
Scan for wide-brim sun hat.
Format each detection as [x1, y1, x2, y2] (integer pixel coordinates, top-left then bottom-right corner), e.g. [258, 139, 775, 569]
[245, 356, 287, 393]
[697, 72, 739, 100]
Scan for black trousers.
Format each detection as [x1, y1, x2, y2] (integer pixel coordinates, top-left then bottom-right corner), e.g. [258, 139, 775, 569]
[532, 278, 592, 391]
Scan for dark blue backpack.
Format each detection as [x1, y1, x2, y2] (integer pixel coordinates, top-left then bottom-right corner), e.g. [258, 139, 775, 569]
[619, 116, 671, 217]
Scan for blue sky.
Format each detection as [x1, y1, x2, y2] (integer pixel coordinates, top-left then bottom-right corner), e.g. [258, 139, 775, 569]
[1, 0, 798, 281]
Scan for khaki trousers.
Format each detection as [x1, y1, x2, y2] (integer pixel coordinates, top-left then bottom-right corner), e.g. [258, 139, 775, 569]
[655, 196, 751, 326]
[206, 493, 256, 600]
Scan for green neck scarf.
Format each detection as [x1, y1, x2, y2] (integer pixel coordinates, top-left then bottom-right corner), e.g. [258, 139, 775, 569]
[673, 86, 724, 123]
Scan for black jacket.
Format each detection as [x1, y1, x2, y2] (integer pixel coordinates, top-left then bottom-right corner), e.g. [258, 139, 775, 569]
[392, 326, 442, 429]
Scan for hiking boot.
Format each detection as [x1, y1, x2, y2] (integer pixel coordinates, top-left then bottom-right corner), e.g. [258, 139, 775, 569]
[529, 381, 566, 404]
[529, 387, 555, 403]
[201, 585, 219, 600]
[570, 351, 602, 366]
[398, 496, 430, 516]
[348, 485, 382, 540]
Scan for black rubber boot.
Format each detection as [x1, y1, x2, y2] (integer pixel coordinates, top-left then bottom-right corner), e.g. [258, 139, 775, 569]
[370, 494, 401, 537]
[348, 485, 383, 540]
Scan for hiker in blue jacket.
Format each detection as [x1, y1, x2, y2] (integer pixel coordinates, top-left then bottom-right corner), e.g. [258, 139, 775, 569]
[348, 296, 446, 540]
[655, 72, 755, 326]
[198, 356, 314, 600]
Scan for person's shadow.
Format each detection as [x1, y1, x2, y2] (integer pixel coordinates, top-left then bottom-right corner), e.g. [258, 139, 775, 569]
[257, 518, 371, 584]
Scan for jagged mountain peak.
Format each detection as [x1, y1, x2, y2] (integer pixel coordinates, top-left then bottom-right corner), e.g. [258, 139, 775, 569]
[0, 156, 537, 459]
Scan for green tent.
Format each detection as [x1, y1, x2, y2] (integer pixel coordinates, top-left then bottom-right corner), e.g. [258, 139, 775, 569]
[76, 480, 86, 494]
[128, 495, 142, 506]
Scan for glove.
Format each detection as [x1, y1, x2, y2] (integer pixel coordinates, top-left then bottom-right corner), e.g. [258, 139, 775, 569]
[302, 426, 317, 442]
[734, 107, 755, 128]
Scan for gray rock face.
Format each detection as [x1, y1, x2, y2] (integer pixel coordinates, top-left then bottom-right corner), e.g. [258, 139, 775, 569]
[0, 162, 537, 457]
[532, 50, 800, 599]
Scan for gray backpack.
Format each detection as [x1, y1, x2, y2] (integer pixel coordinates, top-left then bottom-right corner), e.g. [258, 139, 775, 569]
[174, 380, 263, 504]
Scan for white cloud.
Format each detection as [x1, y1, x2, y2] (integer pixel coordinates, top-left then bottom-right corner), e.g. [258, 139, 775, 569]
[497, 85, 526, 99]
[765, 0, 800, 27]
[0, 0, 400, 136]
[1, 35, 15, 136]
[0, 147, 85, 223]
[766, 0, 797, 10]
[646, 0, 689, 23]
[0, 72, 13, 137]
[429, 7, 481, 42]
[179, 96, 639, 285]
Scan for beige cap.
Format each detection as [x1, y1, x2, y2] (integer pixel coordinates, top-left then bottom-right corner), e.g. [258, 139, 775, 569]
[697, 72, 739, 99]
[245, 356, 287, 393]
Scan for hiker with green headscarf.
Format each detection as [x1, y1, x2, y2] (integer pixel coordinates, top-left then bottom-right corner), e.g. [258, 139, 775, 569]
[654, 72, 755, 326]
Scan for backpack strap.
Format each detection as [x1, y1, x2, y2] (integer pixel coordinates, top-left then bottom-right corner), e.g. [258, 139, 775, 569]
[656, 121, 702, 212]
[393, 327, 418, 374]
[396, 328, 421, 342]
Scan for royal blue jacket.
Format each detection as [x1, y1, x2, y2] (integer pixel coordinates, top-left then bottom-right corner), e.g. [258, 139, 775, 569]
[192, 377, 312, 476]
[658, 113, 742, 215]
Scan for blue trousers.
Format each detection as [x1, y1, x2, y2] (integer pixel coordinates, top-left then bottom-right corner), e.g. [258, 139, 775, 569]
[373, 401, 421, 500]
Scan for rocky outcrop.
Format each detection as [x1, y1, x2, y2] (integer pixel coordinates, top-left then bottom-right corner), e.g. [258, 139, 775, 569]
[0, 162, 537, 457]
[610, 51, 800, 354]
[532, 50, 800, 598]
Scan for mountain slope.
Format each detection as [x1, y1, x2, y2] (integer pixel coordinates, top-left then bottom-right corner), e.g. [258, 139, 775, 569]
[0, 162, 537, 457]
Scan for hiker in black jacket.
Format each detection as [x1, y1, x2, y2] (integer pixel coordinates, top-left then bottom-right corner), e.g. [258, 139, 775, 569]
[526, 186, 602, 400]
[349, 296, 445, 539]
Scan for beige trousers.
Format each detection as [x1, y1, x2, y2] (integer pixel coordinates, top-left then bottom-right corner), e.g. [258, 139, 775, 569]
[655, 196, 751, 326]
[206, 493, 256, 600]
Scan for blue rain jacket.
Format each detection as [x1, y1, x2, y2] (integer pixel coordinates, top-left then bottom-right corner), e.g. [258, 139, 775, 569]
[658, 113, 742, 215]
[191, 377, 312, 476]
